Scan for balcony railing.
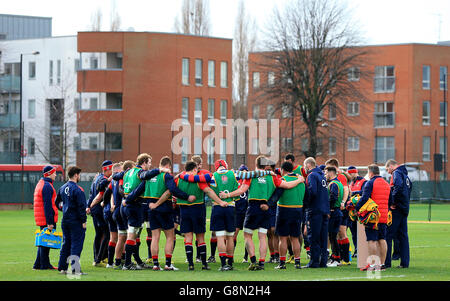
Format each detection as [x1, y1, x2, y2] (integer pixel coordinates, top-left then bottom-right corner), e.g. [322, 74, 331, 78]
[373, 148, 396, 164]
[0, 75, 20, 93]
[0, 113, 20, 128]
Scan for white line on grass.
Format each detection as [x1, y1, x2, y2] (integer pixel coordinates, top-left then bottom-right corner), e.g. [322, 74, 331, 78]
[290, 275, 406, 281]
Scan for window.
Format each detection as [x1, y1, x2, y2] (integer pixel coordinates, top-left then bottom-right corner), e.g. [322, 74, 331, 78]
[374, 136, 395, 163]
[208, 60, 215, 87]
[74, 98, 80, 113]
[422, 136, 431, 161]
[316, 138, 323, 156]
[440, 66, 448, 90]
[181, 137, 189, 164]
[74, 59, 80, 72]
[423, 101, 430, 125]
[253, 72, 260, 89]
[282, 104, 293, 119]
[267, 104, 275, 120]
[49, 60, 53, 85]
[182, 58, 189, 85]
[220, 99, 227, 126]
[89, 97, 98, 110]
[195, 59, 203, 85]
[374, 102, 395, 128]
[73, 136, 81, 151]
[374, 65, 395, 92]
[329, 137, 336, 155]
[348, 137, 360, 151]
[440, 102, 447, 126]
[182, 97, 189, 123]
[28, 138, 35, 155]
[90, 57, 98, 69]
[282, 138, 293, 152]
[89, 136, 98, 150]
[220, 138, 226, 160]
[29, 62, 36, 79]
[440, 137, 447, 162]
[208, 99, 214, 125]
[28, 99, 35, 119]
[57, 60, 61, 85]
[194, 98, 202, 125]
[347, 102, 359, 116]
[252, 104, 260, 120]
[207, 137, 214, 164]
[301, 138, 309, 152]
[348, 67, 360, 81]
[220, 61, 228, 88]
[422, 65, 430, 89]
[194, 137, 202, 155]
[105, 133, 122, 150]
[329, 103, 336, 120]
[268, 72, 275, 86]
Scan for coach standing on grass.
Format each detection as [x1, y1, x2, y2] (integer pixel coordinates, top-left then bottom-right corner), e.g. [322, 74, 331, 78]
[303, 157, 330, 268]
[384, 159, 411, 269]
[56, 166, 87, 275]
[33, 165, 59, 270]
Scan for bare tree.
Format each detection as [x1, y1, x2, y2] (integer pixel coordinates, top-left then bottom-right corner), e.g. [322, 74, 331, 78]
[110, 0, 121, 31]
[254, 0, 371, 158]
[90, 7, 103, 31]
[174, 0, 211, 36]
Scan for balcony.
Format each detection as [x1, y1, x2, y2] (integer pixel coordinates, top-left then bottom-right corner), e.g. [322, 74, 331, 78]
[374, 112, 395, 128]
[0, 113, 20, 129]
[0, 75, 20, 93]
[374, 76, 395, 93]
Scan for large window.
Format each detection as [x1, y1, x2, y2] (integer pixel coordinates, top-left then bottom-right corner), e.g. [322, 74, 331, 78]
[220, 61, 228, 88]
[208, 99, 215, 125]
[440, 102, 447, 126]
[266, 104, 275, 120]
[374, 102, 395, 128]
[422, 65, 430, 89]
[220, 138, 226, 160]
[49, 60, 53, 85]
[208, 60, 215, 87]
[348, 67, 360, 81]
[252, 104, 260, 120]
[422, 136, 431, 161]
[329, 103, 336, 120]
[440, 137, 448, 162]
[282, 104, 293, 118]
[282, 137, 293, 152]
[253, 72, 260, 89]
[422, 101, 430, 125]
[182, 58, 189, 85]
[347, 102, 359, 116]
[105, 133, 122, 150]
[28, 99, 35, 119]
[328, 137, 336, 155]
[194, 98, 202, 125]
[348, 137, 360, 152]
[220, 99, 227, 126]
[195, 59, 203, 85]
[29, 62, 36, 79]
[374, 65, 395, 93]
[181, 97, 189, 123]
[57, 60, 61, 85]
[440, 66, 448, 90]
[268, 72, 275, 86]
[89, 97, 98, 110]
[374, 136, 395, 163]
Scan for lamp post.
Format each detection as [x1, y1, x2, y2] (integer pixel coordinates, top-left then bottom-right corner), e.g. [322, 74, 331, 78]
[19, 51, 39, 205]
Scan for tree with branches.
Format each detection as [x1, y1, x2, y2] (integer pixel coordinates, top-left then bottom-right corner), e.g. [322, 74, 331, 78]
[174, 0, 211, 36]
[253, 0, 371, 159]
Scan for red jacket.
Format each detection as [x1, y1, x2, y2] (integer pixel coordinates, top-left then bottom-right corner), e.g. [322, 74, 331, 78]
[370, 177, 390, 223]
[33, 178, 58, 226]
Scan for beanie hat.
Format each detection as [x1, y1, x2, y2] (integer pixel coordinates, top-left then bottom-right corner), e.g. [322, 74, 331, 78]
[43, 165, 56, 177]
[239, 164, 248, 171]
[214, 159, 228, 171]
[102, 160, 113, 171]
[347, 166, 358, 174]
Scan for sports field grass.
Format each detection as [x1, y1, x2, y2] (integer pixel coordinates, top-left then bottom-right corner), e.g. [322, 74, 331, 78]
[0, 204, 449, 281]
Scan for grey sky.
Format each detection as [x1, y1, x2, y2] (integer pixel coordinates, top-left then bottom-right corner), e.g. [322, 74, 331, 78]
[1, 0, 449, 44]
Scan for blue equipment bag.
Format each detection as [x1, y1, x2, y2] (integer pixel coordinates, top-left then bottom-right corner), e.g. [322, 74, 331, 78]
[35, 227, 63, 249]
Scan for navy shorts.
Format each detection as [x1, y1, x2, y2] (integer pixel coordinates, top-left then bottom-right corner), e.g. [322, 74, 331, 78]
[123, 203, 144, 228]
[173, 206, 181, 225]
[149, 209, 174, 231]
[243, 201, 271, 231]
[113, 207, 127, 232]
[142, 201, 150, 222]
[340, 209, 350, 227]
[275, 206, 303, 237]
[210, 205, 235, 233]
[235, 211, 246, 230]
[92, 210, 108, 229]
[365, 223, 387, 241]
[104, 209, 117, 233]
[179, 204, 206, 234]
[328, 209, 343, 233]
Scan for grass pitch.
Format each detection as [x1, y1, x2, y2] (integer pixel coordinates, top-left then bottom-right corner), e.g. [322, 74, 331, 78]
[0, 204, 449, 281]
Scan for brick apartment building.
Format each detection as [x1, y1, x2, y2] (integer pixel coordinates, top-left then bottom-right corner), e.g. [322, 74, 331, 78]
[247, 43, 450, 179]
[76, 32, 232, 174]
